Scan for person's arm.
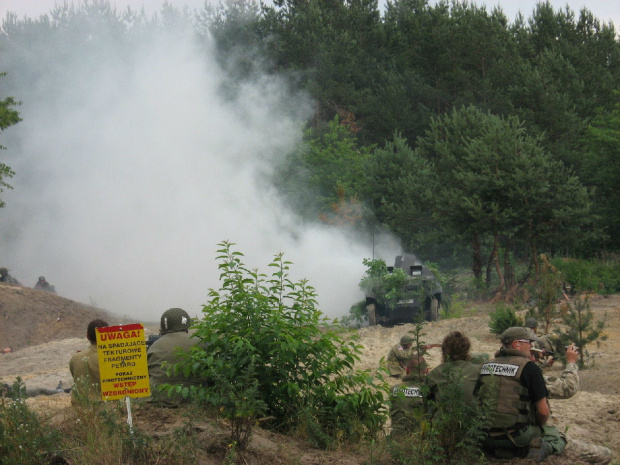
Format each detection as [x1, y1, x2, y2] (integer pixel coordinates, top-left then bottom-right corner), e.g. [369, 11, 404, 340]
[522, 362, 550, 424]
[534, 397, 550, 425]
[545, 344, 580, 399]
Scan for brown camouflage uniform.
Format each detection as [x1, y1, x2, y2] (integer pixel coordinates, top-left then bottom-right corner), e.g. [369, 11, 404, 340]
[564, 437, 613, 464]
[545, 362, 613, 464]
[545, 362, 579, 399]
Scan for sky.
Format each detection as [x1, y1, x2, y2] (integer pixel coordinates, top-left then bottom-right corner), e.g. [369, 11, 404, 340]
[0, 7, 401, 323]
[0, 0, 618, 29]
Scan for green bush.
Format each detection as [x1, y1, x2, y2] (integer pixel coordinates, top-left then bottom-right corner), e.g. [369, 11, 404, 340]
[175, 241, 388, 447]
[488, 302, 523, 335]
[425, 363, 490, 465]
[551, 255, 620, 295]
[341, 300, 367, 327]
[0, 379, 63, 465]
[389, 362, 490, 465]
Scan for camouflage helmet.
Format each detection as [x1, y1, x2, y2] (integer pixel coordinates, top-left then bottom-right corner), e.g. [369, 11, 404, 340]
[400, 334, 414, 345]
[160, 308, 191, 335]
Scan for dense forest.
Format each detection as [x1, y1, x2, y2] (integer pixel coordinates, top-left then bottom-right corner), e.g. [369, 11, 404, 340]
[1, 0, 619, 294]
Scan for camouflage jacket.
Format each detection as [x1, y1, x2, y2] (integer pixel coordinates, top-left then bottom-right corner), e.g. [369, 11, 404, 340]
[387, 343, 415, 376]
[545, 362, 579, 399]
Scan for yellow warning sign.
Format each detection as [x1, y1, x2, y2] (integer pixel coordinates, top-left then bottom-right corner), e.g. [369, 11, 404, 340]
[96, 323, 150, 401]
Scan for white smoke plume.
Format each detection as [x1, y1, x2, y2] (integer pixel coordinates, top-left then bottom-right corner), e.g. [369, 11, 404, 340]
[0, 10, 401, 322]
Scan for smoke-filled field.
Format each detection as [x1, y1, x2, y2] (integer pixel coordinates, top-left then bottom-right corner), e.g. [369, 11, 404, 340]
[1, 283, 619, 464]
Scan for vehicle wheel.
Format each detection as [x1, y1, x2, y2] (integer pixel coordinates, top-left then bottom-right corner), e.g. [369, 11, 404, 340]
[428, 297, 439, 322]
[367, 303, 377, 326]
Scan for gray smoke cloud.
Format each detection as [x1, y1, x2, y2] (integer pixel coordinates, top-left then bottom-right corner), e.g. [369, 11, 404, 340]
[0, 13, 401, 321]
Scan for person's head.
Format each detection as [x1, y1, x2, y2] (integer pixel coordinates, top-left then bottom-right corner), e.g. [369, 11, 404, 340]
[525, 318, 538, 331]
[87, 319, 109, 344]
[441, 331, 471, 362]
[501, 326, 536, 356]
[38, 276, 45, 282]
[405, 355, 428, 376]
[160, 308, 191, 335]
[0, 268, 7, 276]
[400, 334, 414, 349]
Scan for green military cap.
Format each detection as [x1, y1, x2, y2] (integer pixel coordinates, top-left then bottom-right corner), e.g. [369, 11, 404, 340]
[501, 326, 536, 345]
[400, 334, 414, 345]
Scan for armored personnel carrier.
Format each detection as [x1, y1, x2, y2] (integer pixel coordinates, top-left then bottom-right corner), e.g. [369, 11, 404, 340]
[365, 254, 442, 326]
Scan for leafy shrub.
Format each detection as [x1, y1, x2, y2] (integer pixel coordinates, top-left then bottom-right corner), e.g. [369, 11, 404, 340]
[175, 241, 388, 447]
[488, 302, 523, 335]
[552, 255, 620, 295]
[0, 379, 63, 465]
[425, 363, 490, 465]
[359, 258, 411, 307]
[341, 300, 367, 327]
[389, 361, 490, 465]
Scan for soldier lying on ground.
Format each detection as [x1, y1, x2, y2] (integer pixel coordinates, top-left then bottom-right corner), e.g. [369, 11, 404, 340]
[0, 267, 20, 284]
[1, 381, 71, 398]
[34, 276, 56, 293]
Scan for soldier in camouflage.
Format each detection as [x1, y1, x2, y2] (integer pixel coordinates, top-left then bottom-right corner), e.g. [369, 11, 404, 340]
[545, 344, 579, 399]
[390, 355, 429, 438]
[0, 267, 20, 284]
[387, 334, 416, 377]
[543, 344, 613, 464]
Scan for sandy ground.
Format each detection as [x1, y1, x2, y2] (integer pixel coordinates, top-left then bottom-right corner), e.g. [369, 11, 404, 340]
[1, 293, 618, 464]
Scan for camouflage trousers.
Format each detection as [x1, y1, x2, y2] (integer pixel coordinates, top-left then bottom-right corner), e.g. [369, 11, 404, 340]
[482, 424, 566, 458]
[565, 437, 613, 465]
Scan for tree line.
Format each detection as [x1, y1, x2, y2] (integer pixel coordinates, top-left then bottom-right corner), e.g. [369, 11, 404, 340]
[1, 0, 619, 293]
